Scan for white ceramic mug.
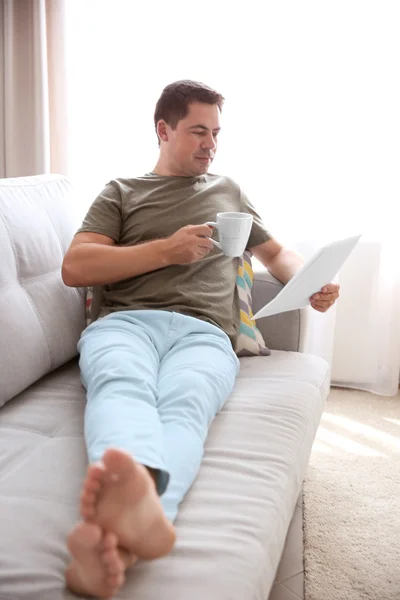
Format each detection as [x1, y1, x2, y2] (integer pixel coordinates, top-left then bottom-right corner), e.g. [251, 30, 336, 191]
[205, 212, 253, 257]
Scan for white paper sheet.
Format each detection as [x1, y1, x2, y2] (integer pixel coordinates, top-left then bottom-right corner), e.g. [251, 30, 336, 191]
[253, 234, 362, 320]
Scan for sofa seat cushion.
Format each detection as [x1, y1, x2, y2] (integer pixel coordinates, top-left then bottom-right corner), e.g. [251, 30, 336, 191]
[0, 350, 329, 600]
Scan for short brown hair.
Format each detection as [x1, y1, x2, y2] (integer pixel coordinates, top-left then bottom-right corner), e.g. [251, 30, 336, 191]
[154, 80, 224, 136]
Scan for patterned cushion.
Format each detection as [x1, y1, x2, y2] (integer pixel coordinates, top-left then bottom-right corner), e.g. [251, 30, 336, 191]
[85, 288, 93, 327]
[85, 251, 270, 357]
[234, 251, 271, 357]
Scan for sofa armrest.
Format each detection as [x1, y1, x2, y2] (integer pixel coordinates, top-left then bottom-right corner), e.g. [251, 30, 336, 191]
[252, 271, 310, 352]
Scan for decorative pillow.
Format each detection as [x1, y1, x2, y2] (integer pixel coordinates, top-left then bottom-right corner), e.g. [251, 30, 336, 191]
[234, 250, 271, 357]
[85, 287, 93, 327]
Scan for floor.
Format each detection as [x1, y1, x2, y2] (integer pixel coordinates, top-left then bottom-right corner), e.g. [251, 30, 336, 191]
[268, 492, 304, 600]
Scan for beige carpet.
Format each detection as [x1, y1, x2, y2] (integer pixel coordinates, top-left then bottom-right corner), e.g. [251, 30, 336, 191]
[303, 387, 400, 600]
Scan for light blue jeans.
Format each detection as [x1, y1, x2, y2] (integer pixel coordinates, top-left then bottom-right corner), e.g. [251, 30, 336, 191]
[77, 310, 240, 521]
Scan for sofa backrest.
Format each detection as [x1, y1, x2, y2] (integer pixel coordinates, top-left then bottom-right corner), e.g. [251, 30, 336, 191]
[0, 175, 85, 407]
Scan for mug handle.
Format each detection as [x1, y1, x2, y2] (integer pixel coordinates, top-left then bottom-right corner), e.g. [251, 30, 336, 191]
[205, 221, 222, 250]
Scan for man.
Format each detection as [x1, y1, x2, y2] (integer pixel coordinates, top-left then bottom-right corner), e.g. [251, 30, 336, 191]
[62, 80, 339, 598]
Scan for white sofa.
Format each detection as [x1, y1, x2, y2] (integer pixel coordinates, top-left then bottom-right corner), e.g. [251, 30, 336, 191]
[0, 175, 330, 600]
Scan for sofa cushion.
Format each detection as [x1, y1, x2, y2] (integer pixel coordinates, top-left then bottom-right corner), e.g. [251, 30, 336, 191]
[0, 350, 329, 600]
[0, 175, 85, 407]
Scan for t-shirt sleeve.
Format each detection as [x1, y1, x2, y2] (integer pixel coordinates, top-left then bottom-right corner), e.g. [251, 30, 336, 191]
[75, 182, 122, 242]
[240, 188, 272, 248]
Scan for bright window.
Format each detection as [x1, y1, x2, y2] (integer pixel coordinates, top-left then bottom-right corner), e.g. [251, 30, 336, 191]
[65, 1, 399, 244]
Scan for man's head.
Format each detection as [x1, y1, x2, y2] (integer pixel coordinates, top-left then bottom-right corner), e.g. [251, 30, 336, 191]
[154, 80, 224, 177]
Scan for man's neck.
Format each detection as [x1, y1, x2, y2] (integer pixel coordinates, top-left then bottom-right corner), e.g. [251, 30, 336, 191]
[152, 158, 192, 177]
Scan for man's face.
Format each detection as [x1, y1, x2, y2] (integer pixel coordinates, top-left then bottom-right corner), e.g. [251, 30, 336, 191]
[160, 102, 221, 176]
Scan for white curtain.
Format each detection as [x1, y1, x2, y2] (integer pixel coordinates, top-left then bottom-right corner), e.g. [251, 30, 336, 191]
[0, 0, 68, 177]
[64, 0, 400, 396]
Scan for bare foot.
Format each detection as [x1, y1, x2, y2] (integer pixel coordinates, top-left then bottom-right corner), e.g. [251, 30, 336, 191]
[65, 521, 124, 599]
[80, 448, 176, 559]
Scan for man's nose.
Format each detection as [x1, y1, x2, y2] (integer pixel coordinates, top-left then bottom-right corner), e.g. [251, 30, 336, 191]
[201, 133, 217, 151]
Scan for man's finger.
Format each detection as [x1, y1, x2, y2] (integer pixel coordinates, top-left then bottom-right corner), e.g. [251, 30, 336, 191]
[197, 238, 214, 250]
[197, 247, 211, 258]
[191, 224, 214, 237]
[321, 284, 340, 294]
[311, 304, 327, 312]
[311, 292, 337, 302]
[311, 300, 331, 310]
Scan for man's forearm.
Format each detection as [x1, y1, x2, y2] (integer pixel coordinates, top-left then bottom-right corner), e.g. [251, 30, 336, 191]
[266, 248, 305, 284]
[62, 239, 170, 287]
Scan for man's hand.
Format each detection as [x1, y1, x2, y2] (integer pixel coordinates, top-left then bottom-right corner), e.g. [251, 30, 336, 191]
[164, 224, 214, 265]
[309, 283, 340, 312]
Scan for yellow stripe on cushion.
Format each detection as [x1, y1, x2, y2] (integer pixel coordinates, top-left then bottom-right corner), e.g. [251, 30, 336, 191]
[244, 260, 254, 282]
[240, 310, 254, 328]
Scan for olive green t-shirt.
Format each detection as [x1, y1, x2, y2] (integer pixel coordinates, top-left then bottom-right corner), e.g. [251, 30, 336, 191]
[76, 173, 271, 347]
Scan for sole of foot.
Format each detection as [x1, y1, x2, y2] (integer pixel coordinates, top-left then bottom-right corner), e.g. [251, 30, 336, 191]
[80, 448, 176, 559]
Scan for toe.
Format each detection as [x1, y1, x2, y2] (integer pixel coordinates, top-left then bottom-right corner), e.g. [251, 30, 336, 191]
[67, 521, 102, 555]
[99, 537, 110, 552]
[107, 572, 124, 587]
[80, 488, 97, 516]
[80, 490, 95, 505]
[106, 564, 121, 576]
[101, 549, 117, 566]
[102, 531, 118, 549]
[84, 491, 97, 503]
[85, 479, 101, 493]
[88, 462, 106, 482]
[80, 502, 96, 520]
[80, 487, 95, 503]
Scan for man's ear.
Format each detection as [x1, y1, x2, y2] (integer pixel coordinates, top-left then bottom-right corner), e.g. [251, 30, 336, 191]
[157, 120, 169, 143]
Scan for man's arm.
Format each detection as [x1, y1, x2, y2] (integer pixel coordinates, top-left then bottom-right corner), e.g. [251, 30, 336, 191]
[249, 238, 305, 285]
[62, 232, 168, 287]
[61, 225, 214, 287]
